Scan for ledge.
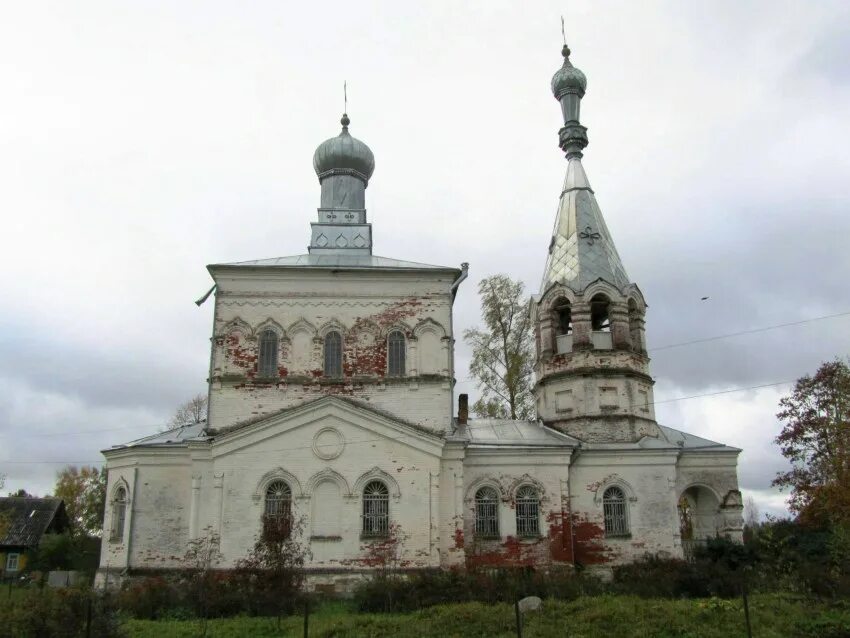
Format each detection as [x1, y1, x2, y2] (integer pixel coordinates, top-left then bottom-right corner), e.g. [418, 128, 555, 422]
[359, 534, 390, 541]
[310, 535, 342, 542]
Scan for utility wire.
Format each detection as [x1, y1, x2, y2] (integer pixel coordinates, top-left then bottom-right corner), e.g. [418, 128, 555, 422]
[649, 310, 850, 352]
[456, 309, 850, 382]
[0, 377, 795, 465]
[5, 311, 839, 442]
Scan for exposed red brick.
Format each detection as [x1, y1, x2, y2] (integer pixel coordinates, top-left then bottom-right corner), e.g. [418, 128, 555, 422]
[453, 527, 464, 550]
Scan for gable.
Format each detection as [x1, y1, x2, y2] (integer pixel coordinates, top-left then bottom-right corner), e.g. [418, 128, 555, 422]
[210, 396, 445, 460]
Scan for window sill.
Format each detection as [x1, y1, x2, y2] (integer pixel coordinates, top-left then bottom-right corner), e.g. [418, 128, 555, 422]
[604, 533, 632, 540]
[360, 534, 390, 541]
[517, 535, 543, 542]
[476, 535, 501, 541]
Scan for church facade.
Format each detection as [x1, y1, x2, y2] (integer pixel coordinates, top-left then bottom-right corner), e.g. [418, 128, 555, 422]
[98, 45, 743, 589]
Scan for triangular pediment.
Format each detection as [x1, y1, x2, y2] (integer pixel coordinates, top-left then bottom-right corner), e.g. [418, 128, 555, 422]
[210, 395, 445, 459]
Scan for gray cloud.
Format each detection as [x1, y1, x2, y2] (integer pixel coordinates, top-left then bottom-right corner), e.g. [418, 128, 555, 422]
[2, 1, 848, 516]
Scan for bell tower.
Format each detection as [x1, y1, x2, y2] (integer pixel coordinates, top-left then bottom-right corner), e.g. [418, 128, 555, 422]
[531, 44, 661, 443]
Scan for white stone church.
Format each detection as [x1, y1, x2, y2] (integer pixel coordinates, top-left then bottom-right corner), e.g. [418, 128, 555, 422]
[98, 44, 743, 588]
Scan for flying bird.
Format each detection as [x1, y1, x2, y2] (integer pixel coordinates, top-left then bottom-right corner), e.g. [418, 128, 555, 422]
[700, 296, 710, 301]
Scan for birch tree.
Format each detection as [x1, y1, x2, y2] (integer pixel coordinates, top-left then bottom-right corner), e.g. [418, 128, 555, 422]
[463, 275, 535, 420]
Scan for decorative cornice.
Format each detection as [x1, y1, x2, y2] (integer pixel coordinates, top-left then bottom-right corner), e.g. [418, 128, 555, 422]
[558, 122, 588, 158]
[316, 167, 370, 184]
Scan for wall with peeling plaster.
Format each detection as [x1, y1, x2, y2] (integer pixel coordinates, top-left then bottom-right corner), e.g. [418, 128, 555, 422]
[208, 268, 455, 432]
[97, 256, 743, 589]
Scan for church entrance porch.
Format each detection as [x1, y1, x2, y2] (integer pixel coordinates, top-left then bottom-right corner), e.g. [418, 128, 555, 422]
[678, 485, 721, 561]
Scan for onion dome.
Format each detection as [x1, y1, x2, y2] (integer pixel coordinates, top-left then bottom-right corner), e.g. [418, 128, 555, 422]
[312, 114, 375, 182]
[551, 44, 587, 99]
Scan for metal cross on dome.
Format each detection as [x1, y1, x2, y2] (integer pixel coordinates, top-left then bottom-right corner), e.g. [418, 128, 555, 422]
[579, 226, 602, 245]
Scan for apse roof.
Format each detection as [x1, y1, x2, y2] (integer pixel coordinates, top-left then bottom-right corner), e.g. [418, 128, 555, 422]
[210, 253, 457, 272]
[108, 422, 209, 450]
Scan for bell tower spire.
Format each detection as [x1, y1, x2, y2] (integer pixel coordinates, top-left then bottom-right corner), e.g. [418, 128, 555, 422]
[531, 42, 659, 443]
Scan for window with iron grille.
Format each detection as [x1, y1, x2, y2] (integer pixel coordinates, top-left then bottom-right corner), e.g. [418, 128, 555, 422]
[515, 486, 540, 537]
[475, 486, 500, 538]
[324, 331, 343, 377]
[264, 480, 292, 521]
[258, 329, 279, 377]
[387, 331, 405, 377]
[362, 481, 389, 537]
[603, 486, 629, 537]
[111, 487, 127, 542]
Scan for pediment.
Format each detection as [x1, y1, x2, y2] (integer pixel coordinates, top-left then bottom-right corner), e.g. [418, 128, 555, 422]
[210, 396, 445, 459]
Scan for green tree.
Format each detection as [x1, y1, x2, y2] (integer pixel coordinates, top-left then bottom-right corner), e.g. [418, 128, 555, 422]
[463, 275, 535, 420]
[772, 359, 850, 526]
[54, 465, 106, 537]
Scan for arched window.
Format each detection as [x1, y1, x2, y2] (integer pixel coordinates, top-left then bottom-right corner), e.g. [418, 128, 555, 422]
[324, 331, 343, 377]
[590, 294, 611, 332]
[515, 486, 540, 537]
[264, 480, 292, 521]
[474, 486, 500, 538]
[362, 481, 389, 537]
[387, 331, 405, 377]
[258, 329, 279, 377]
[603, 486, 629, 537]
[110, 487, 127, 542]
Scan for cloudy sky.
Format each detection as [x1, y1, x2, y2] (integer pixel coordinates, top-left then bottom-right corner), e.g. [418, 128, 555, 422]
[2, 1, 849, 519]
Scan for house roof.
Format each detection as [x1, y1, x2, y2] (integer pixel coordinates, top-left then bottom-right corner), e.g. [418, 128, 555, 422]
[0, 497, 65, 549]
[209, 253, 459, 273]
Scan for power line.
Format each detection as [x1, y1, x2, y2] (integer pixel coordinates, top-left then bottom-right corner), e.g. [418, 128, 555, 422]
[0, 424, 169, 438]
[649, 310, 850, 352]
[4, 309, 843, 441]
[456, 309, 850, 382]
[645, 380, 793, 407]
[0, 377, 795, 465]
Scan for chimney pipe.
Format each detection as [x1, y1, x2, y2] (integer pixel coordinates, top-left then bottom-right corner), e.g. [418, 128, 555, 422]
[458, 394, 469, 426]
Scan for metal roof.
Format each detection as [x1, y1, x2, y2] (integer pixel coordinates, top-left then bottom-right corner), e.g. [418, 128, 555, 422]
[0, 497, 66, 548]
[658, 425, 740, 452]
[211, 253, 458, 272]
[540, 158, 630, 293]
[109, 421, 209, 450]
[464, 419, 578, 447]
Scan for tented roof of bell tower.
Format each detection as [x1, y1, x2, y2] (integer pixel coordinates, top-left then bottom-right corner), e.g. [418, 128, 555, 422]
[540, 157, 630, 293]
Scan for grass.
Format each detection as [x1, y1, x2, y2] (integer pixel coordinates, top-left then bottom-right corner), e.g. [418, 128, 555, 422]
[123, 594, 850, 638]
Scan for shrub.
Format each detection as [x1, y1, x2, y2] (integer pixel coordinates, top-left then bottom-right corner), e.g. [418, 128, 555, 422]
[116, 576, 175, 620]
[353, 567, 604, 613]
[0, 586, 123, 638]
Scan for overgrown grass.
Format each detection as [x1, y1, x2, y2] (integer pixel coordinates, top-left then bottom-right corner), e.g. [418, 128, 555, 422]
[124, 594, 850, 638]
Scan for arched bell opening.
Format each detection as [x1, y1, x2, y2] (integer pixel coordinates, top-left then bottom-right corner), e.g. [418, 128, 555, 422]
[590, 293, 612, 349]
[551, 297, 573, 354]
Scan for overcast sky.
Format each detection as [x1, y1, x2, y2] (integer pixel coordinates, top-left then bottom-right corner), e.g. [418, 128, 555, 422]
[2, 1, 849, 519]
